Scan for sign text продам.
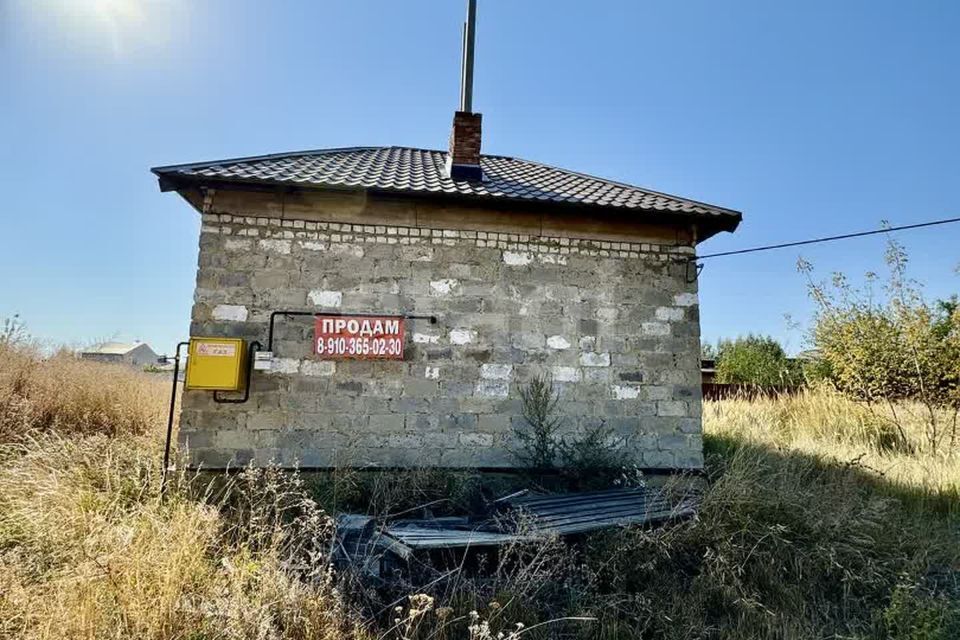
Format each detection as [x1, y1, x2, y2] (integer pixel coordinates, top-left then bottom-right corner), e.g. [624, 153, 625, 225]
[313, 315, 405, 360]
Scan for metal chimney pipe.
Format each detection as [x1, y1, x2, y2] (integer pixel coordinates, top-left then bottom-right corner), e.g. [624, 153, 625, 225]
[459, 0, 477, 112]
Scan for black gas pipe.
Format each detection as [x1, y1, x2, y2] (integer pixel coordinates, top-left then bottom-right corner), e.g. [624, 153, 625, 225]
[160, 341, 189, 498]
[161, 311, 437, 495]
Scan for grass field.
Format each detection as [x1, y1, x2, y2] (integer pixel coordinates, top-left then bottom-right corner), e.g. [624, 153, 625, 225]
[1, 345, 958, 639]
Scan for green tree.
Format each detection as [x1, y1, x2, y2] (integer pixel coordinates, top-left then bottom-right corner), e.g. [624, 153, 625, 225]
[800, 238, 960, 451]
[715, 335, 802, 387]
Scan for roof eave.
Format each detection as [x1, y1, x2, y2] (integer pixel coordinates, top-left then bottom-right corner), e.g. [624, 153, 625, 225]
[156, 173, 743, 237]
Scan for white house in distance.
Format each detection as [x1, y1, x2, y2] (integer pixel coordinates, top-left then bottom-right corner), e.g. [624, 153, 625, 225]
[80, 342, 160, 368]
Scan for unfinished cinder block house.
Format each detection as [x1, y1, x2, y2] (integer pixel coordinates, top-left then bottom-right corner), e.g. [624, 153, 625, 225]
[153, 9, 741, 472]
[154, 133, 740, 470]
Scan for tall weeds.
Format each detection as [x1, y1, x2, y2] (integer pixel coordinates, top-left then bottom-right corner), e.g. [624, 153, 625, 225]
[0, 344, 167, 441]
[0, 345, 958, 639]
[0, 345, 365, 640]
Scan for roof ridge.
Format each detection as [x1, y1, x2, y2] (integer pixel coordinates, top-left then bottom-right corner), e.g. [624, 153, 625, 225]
[151, 146, 381, 174]
[152, 146, 529, 175]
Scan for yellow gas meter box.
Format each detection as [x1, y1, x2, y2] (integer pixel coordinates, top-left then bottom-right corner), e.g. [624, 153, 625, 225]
[185, 338, 247, 391]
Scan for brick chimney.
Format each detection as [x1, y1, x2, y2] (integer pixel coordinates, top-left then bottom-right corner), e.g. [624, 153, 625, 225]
[446, 111, 483, 181]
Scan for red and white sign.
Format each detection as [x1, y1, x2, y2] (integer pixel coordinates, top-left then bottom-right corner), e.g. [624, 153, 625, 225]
[314, 315, 405, 360]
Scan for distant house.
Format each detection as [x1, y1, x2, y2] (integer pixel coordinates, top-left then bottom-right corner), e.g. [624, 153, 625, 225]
[80, 342, 160, 368]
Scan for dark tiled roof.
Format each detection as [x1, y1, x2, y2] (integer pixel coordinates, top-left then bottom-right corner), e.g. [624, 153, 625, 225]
[153, 146, 740, 230]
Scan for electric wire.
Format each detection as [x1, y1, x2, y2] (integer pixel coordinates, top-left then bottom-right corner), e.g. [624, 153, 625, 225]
[694, 215, 960, 261]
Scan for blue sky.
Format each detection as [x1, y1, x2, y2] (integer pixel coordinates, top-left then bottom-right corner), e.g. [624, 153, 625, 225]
[2, 0, 958, 355]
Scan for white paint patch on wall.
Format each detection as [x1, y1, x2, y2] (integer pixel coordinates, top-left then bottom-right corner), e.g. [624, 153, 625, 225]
[597, 308, 618, 323]
[475, 379, 509, 397]
[258, 239, 292, 254]
[308, 290, 343, 307]
[547, 335, 571, 350]
[655, 307, 685, 322]
[673, 292, 698, 307]
[642, 322, 671, 336]
[449, 329, 477, 345]
[212, 304, 249, 322]
[224, 239, 252, 252]
[537, 253, 568, 265]
[267, 358, 300, 375]
[425, 366, 440, 380]
[300, 361, 335, 377]
[502, 251, 533, 266]
[611, 384, 642, 400]
[329, 244, 365, 258]
[480, 363, 513, 380]
[430, 279, 460, 295]
[580, 352, 611, 367]
[413, 333, 440, 344]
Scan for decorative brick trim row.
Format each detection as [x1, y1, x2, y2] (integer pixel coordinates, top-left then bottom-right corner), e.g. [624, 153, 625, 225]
[199, 213, 696, 260]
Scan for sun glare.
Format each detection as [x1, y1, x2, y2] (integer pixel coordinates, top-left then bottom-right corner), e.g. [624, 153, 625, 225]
[92, 0, 147, 56]
[17, 0, 184, 59]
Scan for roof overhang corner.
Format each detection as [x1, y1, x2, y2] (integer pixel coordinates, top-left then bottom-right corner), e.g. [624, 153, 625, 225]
[694, 211, 743, 244]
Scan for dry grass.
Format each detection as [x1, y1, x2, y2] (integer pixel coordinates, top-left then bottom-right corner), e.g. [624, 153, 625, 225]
[0, 344, 958, 639]
[0, 345, 367, 640]
[704, 389, 960, 512]
[0, 432, 368, 640]
[0, 344, 167, 441]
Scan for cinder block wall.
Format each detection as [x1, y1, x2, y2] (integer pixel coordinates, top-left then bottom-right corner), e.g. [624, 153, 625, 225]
[180, 195, 704, 470]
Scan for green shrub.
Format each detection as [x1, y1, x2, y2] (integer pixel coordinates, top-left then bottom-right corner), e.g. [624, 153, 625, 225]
[511, 375, 626, 487]
[882, 580, 960, 640]
[715, 335, 803, 387]
[800, 238, 960, 452]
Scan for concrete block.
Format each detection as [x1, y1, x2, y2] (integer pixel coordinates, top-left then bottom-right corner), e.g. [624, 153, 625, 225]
[212, 304, 248, 322]
[308, 290, 342, 307]
[429, 278, 460, 295]
[369, 414, 405, 431]
[475, 379, 509, 398]
[449, 329, 477, 345]
[655, 306, 685, 322]
[673, 292, 697, 307]
[503, 251, 532, 265]
[579, 352, 611, 367]
[459, 432, 494, 447]
[258, 239, 292, 254]
[611, 384, 642, 400]
[300, 360, 335, 377]
[552, 366, 582, 382]
[657, 400, 688, 417]
[642, 322, 671, 336]
[480, 363, 513, 380]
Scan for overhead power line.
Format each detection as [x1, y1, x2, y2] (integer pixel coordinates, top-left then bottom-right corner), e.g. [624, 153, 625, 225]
[695, 215, 960, 261]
